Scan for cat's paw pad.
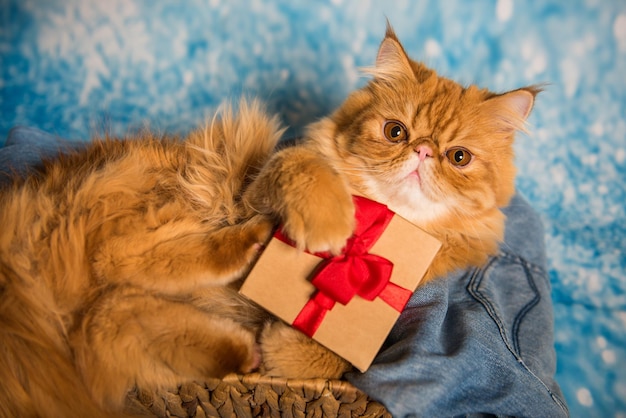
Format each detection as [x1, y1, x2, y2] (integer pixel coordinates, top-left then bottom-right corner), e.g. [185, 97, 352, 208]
[242, 216, 275, 259]
[240, 343, 263, 374]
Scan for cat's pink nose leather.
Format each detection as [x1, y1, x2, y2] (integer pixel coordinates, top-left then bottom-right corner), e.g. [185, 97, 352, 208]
[416, 145, 433, 161]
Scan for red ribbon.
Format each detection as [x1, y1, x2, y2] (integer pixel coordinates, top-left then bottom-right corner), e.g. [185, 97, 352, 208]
[275, 196, 414, 337]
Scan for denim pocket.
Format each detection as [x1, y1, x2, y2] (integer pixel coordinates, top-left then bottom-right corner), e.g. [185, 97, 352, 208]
[467, 252, 541, 358]
[467, 251, 568, 414]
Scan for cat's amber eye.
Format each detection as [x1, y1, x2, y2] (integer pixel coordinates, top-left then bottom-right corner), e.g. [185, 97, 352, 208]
[445, 147, 473, 167]
[383, 120, 408, 142]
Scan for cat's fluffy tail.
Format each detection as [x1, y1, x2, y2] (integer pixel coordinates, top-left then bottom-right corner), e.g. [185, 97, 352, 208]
[183, 98, 286, 222]
[0, 265, 117, 418]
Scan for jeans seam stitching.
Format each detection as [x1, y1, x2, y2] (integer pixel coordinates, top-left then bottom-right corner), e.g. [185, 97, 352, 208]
[467, 258, 514, 355]
[511, 261, 541, 356]
[498, 250, 547, 276]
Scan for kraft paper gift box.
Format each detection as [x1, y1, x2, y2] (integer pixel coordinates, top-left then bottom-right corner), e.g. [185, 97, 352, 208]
[240, 195, 441, 372]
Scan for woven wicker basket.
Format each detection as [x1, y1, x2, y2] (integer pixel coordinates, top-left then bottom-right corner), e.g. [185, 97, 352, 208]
[124, 373, 391, 417]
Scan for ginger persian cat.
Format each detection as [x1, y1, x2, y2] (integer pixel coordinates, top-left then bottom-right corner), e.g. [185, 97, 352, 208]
[250, 26, 539, 280]
[0, 26, 537, 417]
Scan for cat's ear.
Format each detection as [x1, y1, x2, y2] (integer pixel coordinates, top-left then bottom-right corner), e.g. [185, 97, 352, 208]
[481, 87, 541, 134]
[369, 24, 416, 82]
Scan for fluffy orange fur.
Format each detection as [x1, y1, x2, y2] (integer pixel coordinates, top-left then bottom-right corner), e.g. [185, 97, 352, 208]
[0, 101, 283, 416]
[0, 26, 538, 417]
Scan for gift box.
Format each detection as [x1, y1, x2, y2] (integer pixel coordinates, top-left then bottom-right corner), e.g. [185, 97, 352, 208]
[240, 196, 441, 372]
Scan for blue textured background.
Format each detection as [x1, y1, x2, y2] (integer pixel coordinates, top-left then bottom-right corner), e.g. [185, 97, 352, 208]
[1, 1, 625, 416]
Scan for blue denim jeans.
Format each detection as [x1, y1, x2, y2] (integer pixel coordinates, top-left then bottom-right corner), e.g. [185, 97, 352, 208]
[347, 195, 569, 417]
[1, 127, 568, 417]
[0, 126, 86, 186]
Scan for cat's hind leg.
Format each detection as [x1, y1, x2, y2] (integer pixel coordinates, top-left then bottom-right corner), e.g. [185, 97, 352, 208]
[92, 214, 274, 294]
[70, 287, 259, 411]
[260, 321, 351, 379]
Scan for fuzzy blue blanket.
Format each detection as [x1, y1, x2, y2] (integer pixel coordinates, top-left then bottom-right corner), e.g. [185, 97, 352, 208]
[1, 1, 624, 416]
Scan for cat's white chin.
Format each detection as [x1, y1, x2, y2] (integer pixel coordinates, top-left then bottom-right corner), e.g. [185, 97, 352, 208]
[363, 175, 451, 226]
[393, 182, 450, 225]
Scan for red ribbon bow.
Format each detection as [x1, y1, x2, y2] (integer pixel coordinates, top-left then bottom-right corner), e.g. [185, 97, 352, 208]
[275, 196, 413, 337]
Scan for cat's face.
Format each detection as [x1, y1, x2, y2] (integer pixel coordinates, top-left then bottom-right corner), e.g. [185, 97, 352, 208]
[327, 27, 537, 226]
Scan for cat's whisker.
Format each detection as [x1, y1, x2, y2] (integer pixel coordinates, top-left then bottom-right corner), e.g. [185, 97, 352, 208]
[336, 166, 386, 175]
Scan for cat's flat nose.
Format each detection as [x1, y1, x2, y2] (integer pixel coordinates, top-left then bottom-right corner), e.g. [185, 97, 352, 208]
[415, 145, 433, 161]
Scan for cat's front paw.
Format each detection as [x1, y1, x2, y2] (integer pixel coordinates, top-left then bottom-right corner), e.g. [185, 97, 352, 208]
[281, 181, 355, 255]
[206, 215, 275, 284]
[259, 321, 351, 379]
